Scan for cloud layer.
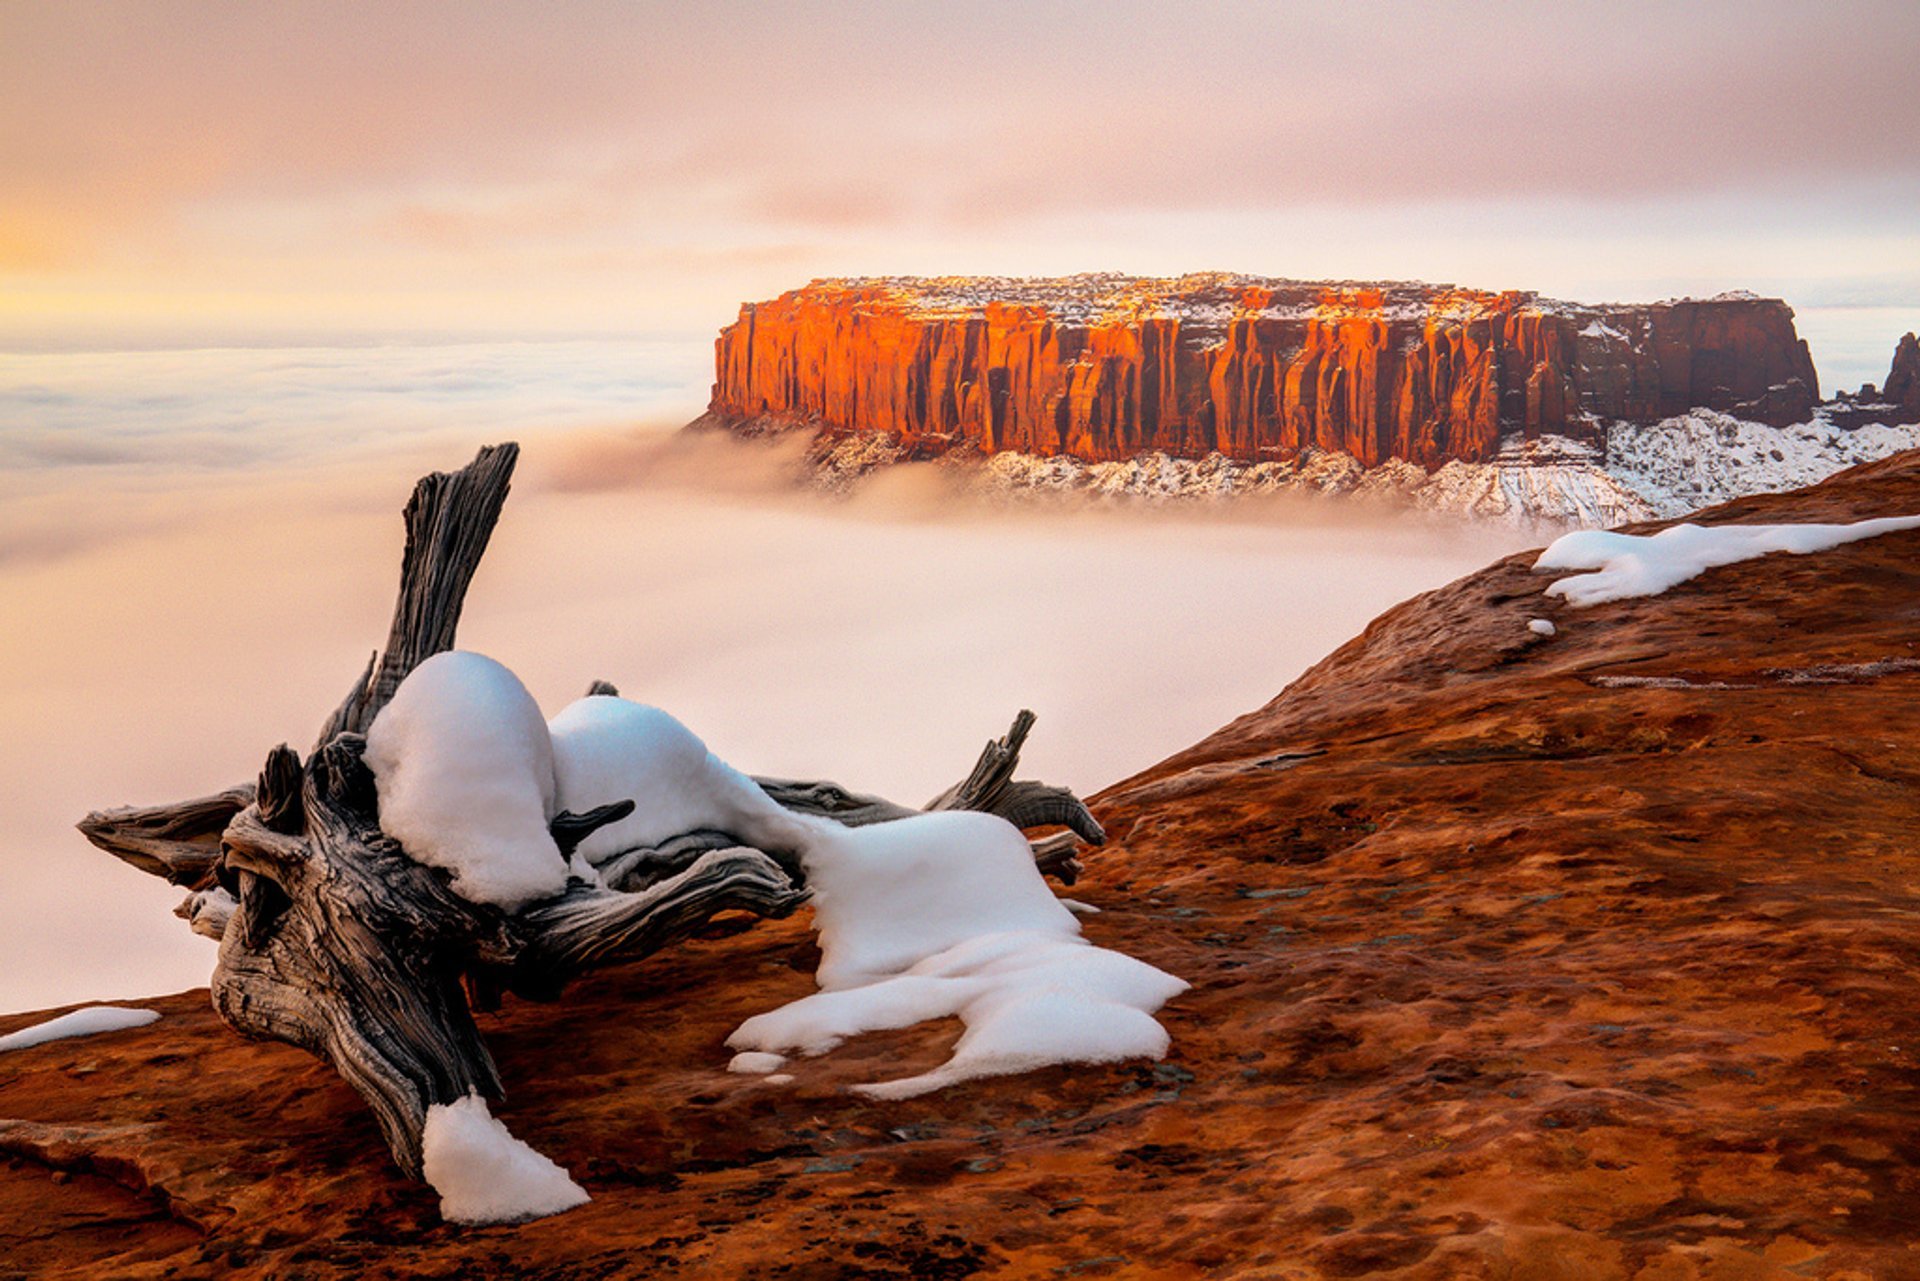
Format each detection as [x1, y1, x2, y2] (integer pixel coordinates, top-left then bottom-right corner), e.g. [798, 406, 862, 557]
[0, 394, 1525, 1013]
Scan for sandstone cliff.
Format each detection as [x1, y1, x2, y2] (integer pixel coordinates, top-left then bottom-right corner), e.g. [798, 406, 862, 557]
[1882, 331, 1920, 420]
[703, 276, 1821, 467]
[6, 451, 1920, 1277]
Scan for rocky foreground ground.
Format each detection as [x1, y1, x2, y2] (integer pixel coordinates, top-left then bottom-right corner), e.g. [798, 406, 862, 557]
[4, 452, 1920, 1279]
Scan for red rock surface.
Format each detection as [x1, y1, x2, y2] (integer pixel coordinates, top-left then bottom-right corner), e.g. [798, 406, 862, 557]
[1883, 333, 1920, 421]
[702, 276, 1821, 467]
[7, 451, 1920, 1278]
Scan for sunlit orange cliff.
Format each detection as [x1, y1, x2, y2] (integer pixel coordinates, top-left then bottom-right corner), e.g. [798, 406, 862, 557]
[698, 275, 1820, 467]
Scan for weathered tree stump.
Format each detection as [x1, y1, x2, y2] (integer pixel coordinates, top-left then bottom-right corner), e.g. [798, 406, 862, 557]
[79, 443, 1102, 1177]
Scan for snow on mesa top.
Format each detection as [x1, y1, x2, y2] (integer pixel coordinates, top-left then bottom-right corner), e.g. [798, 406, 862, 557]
[365, 651, 570, 908]
[799, 272, 1649, 327]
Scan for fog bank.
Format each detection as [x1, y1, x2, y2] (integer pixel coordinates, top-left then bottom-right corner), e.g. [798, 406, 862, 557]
[0, 424, 1525, 1013]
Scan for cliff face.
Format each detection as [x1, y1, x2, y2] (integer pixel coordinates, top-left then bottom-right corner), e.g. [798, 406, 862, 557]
[705, 276, 1820, 466]
[1884, 331, 1920, 419]
[7, 451, 1920, 1278]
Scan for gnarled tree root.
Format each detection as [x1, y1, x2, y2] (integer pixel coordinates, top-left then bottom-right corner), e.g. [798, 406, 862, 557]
[77, 442, 1104, 1178]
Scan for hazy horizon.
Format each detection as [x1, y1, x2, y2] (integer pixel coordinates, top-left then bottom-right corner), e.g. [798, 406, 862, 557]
[7, 297, 1912, 405]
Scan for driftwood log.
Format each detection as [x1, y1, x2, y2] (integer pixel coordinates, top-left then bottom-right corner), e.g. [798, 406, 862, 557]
[78, 442, 1103, 1178]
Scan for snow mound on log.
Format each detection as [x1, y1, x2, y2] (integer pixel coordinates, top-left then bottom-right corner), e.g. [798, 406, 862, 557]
[729, 809, 1187, 1098]
[421, 1093, 589, 1225]
[547, 694, 809, 861]
[365, 651, 567, 908]
[0, 1006, 159, 1053]
[1537, 515, 1920, 607]
[804, 810, 1079, 990]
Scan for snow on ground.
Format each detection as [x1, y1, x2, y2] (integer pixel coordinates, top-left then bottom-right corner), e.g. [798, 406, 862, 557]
[800, 810, 1080, 990]
[729, 808, 1188, 1099]
[812, 409, 1920, 529]
[365, 651, 569, 908]
[1606, 410, 1920, 519]
[728, 1051, 787, 1075]
[0, 1006, 159, 1052]
[1536, 515, 1920, 607]
[964, 436, 1654, 528]
[1418, 437, 1656, 528]
[420, 1092, 590, 1225]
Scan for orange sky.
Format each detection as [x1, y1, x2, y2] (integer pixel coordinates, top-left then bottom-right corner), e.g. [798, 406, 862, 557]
[3, 0, 1918, 345]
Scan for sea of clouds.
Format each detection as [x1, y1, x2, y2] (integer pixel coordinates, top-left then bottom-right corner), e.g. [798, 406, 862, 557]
[0, 338, 1528, 1013]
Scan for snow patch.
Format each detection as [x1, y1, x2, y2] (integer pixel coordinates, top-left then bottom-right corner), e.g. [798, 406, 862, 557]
[1528, 618, 1557, 637]
[366, 661, 825, 907]
[0, 1006, 160, 1053]
[1537, 516, 1920, 607]
[420, 1093, 589, 1225]
[1419, 438, 1656, 528]
[811, 431, 908, 490]
[803, 810, 1080, 989]
[1605, 410, 1920, 520]
[728, 810, 1187, 1098]
[365, 652, 567, 908]
[799, 399, 1920, 529]
[927, 438, 1655, 529]
[728, 1051, 787, 1075]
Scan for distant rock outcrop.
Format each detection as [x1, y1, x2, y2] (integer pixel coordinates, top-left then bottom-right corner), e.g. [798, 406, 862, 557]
[699, 275, 1821, 467]
[1827, 331, 1920, 429]
[1883, 331, 1920, 421]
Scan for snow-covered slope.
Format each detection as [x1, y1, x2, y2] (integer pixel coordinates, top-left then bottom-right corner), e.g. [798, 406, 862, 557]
[1604, 410, 1920, 519]
[804, 410, 1920, 529]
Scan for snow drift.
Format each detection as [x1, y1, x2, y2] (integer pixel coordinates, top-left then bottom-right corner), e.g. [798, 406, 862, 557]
[363, 651, 1185, 1107]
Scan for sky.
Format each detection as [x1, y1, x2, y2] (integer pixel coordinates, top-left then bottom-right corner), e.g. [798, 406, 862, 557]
[3, 0, 1918, 359]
